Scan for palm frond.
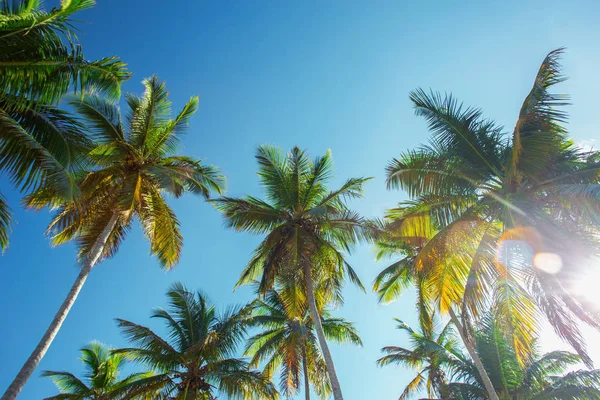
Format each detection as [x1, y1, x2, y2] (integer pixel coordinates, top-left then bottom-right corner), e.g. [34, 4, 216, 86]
[127, 75, 171, 150]
[154, 156, 225, 198]
[114, 319, 182, 371]
[145, 95, 199, 156]
[321, 317, 362, 345]
[373, 258, 416, 304]
[212, 196, 284, 234]
[40, 371, 89, 396]
[0, 192, 11, 252]
[508, 48, 569, 185]
[409, 88, 505, 180]
[138, 186, 182, 269]
[68, 94, 124, 143]
[0, 107, 79, 197]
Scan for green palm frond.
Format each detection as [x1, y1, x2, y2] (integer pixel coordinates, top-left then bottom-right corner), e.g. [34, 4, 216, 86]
[215, 368, 279, 400]
[0, 106, 81, 197]
[530, 369, 600, 400]
[114, 319, 183, 371]
[155, 156, 225, 198]
[127, 75, 171, 152]
[0, 1, 129, 105]
[244, 287, 360, 399]
[212, 196, 284, 233]
[255, 144, 296, 207]
[493, 269, 538, 365]
[42, 341, 146, 399]
[106, 373, 173, 400]
[0, 0, 129, 250]
[378, 318, 458, 399]
[215, 145, 370, 315]
[0, 193, 11, 252]
[383, 48, 600, 369]
[46, 77, 224, 271]
[114, 282, 278, 399]
[145, 95, 199, 157]
[138, 185, 182, 269]
[409, 88, 505, 180]
[399, 372, 426, 400]
[41, 371, 90, 397]
[522, 350, 581, 392]
[321, 318, 362, 346]
[68, 94, 124, 143]
[382, 311, 600, 400]
[373, 258, 416, 304]
[385, 148, 479, 197]
[316, 177, 371, 209]
[508, 48, 569, 185]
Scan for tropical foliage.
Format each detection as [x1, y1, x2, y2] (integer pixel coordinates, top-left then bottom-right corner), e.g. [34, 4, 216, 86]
[378, 317, 457, 400]
[0, 0, 129, 252]
[42, 341, 149, 400]
[1, 2, 600, 398]
[2, 76, 225, 400]
[32, 75, 226, 268]
[213, 145, 370, 400]
[381, 48, 600, 368]
[245, 287, 362, 399]
[380, 314, 600, 400]
[111, 282, 278, 400]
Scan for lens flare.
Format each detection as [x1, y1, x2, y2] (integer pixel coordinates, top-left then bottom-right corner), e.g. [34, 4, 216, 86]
[533, 252, 563, 274]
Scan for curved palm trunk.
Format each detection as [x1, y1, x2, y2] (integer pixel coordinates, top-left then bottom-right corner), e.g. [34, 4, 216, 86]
[448, 308, 499, 400]
[302, 345, 310, 400]
[2, 212, 119, 400]
[303, 261, 344, 400]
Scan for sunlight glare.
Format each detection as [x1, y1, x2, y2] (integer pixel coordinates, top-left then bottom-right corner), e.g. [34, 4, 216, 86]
[573, 266, 600, 306]
[533, 252, 563, 274]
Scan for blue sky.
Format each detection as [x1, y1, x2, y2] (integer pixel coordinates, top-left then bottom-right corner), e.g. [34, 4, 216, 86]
[2, 0, 600, 398]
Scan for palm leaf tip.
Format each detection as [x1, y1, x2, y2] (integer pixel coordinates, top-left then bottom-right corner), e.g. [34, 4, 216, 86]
[0, 194, 11, 252]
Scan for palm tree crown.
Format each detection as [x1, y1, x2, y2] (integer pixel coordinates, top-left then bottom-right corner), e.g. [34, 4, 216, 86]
[0, 0, 130, 251]
[383, 48, 600, 366]
[213, 145, 369, 294]
[245, 287, 362, 399]
[42, 341, 149, 399]
[2, 76, 224, 400]
[113, 282, 279, 400]
[31, 75, 225, 268]
[213, 145, 371, 400]
[378, 318, 458, 400]
[381, 314, 600, 400]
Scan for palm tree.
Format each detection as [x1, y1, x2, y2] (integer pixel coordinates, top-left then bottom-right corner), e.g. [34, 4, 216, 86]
[377, 318, 459, 400]
[384, 48, 600, 378]
[42, 341, 150, 399]
[111, 282, 278, 400]
[213, 146, 370, 400]
[370, 213, 503, 399]
[3, 77, 225, 399]
[245, 287, 362, 399]
[381, 315, 600, 400]
[0, 0, 129, 252]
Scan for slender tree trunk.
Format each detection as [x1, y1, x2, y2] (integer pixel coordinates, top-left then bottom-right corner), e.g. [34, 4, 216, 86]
[302, 345, 310, 400]
[448, 308, 499, 400]
[2, 213, 120, 400]
[303, 260, 344, 400]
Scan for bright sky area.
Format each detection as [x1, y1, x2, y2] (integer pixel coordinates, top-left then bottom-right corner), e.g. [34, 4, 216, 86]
[2, 0, 600, 398]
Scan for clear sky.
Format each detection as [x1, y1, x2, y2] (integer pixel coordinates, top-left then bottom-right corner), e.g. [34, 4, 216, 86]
[2, 0, 600, 398]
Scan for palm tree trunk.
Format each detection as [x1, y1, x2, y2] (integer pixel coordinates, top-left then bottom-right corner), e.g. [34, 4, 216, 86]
[448, 308, 499, 400]
[303, 260, 344, 400]
[302, 345, 310, 400]
[1, 212, 120, 400]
